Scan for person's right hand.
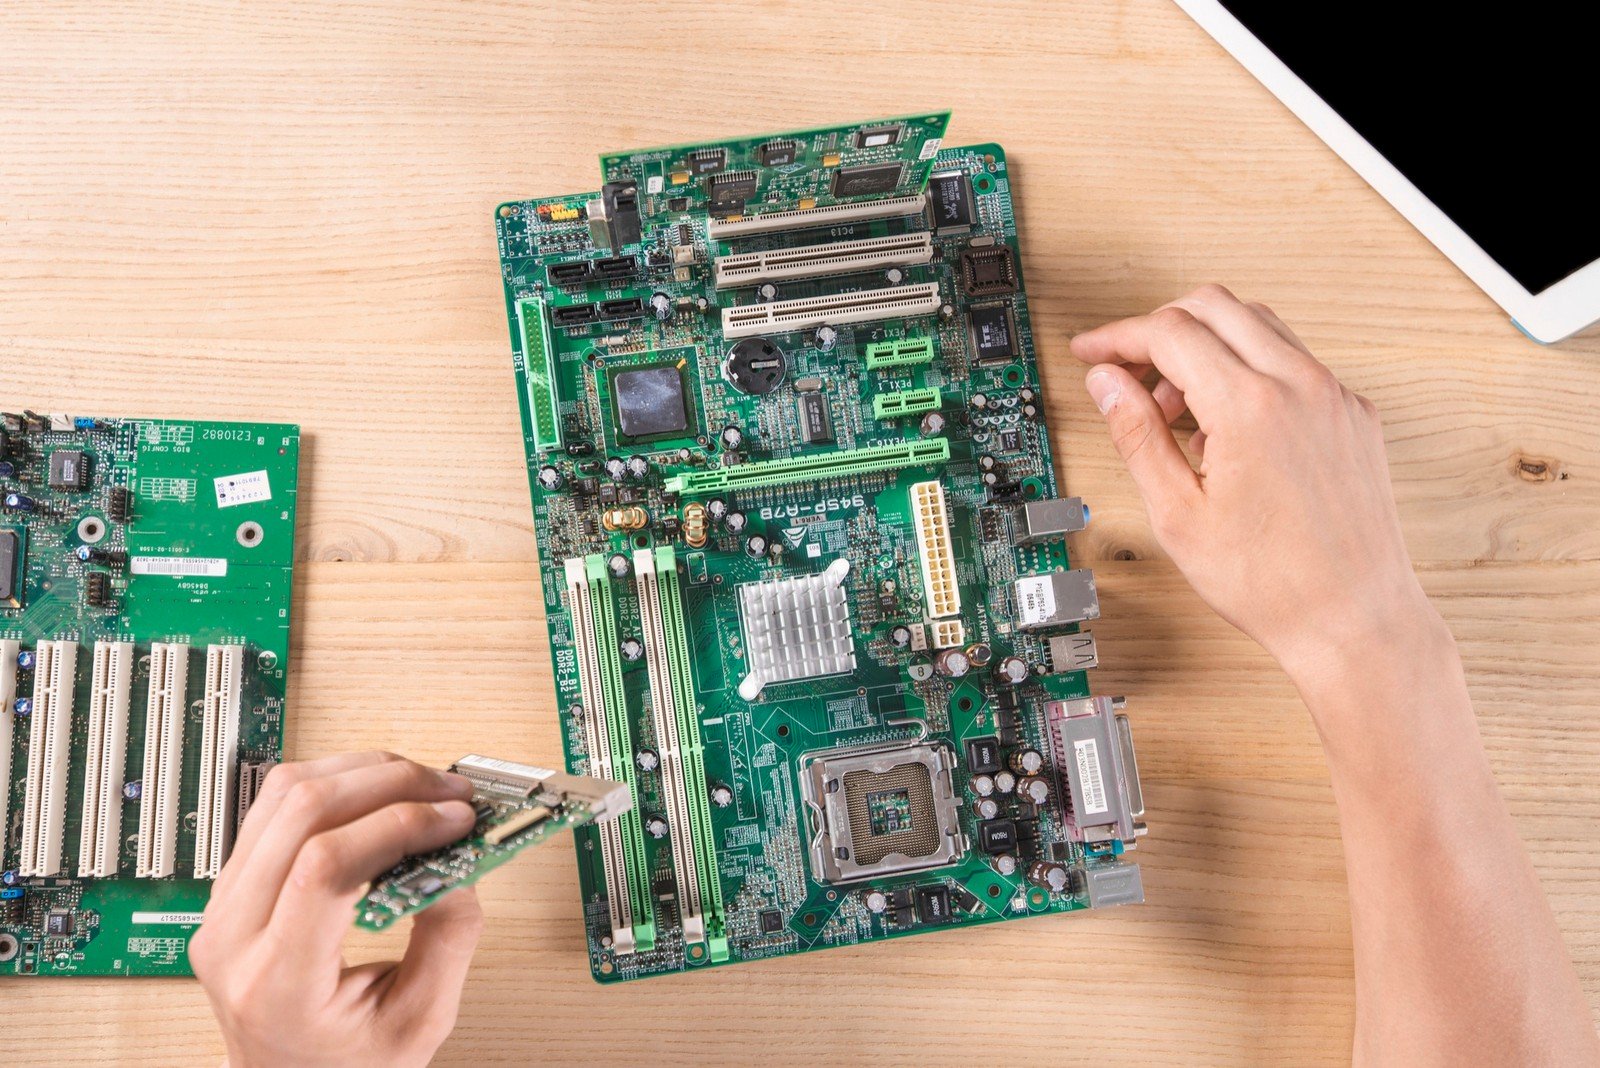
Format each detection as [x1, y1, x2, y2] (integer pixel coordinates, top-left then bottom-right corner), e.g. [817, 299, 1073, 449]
[1069, 285, 1441, 686]
[190, 751, 483, 1068]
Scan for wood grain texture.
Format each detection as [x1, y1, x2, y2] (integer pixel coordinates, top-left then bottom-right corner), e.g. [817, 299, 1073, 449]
[1, 0, 1596, 1063]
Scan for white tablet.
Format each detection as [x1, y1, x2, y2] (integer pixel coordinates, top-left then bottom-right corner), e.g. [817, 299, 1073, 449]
[1173, 1, 1600, 343]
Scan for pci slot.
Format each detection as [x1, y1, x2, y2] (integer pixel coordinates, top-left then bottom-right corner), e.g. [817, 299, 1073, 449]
[514, 298, 563, 453]
[564, 557, 656, 954]
[706, 193, 926, 240]
[634, 548, 729, 961]
[19, 639, 78, 877]
[664, 437, 949, 497]
[910, 480, 961, 619]
[78, 640, 134, 877]
[194, 643, 243, 879]
[713, 232, 934, 290]
[722, 281, 941, 340]
[137, 642, 189, 877]
[0, 640, 16, 867]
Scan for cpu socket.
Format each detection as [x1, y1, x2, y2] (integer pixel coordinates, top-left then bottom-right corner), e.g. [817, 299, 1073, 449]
[799, 742, 966, 884]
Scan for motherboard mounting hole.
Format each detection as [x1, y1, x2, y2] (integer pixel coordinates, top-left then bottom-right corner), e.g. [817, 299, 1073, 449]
[236, 521, 263, 547]
[688, 944, 705, 960]
[986, 884, 1002, 898]
[77, 515, 106, 544]
[0, 932, 18, 961]
[599, 960, 614, 975]
[957, 697, 974, 713]
[776, 724, 790, 738]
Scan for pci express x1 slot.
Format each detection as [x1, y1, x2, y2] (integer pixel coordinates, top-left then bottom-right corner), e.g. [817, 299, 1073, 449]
[721, 282, 941, 340]
[712, 233, 934, 290]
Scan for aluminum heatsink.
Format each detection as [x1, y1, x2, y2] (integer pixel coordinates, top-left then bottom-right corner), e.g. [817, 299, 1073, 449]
[736, 558, 855, 700]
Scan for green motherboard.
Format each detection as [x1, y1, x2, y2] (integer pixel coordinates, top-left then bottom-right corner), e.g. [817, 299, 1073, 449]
[0, 412, 299, 976]
[495, 114, 1148, 983]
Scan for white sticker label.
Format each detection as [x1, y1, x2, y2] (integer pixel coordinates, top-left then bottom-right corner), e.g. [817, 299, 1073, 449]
[646, 175, 664, 195]
[1014, 575, 1056, 627]
[215, 469, 272, 509]
[919, 137, 943, 161]
[131, 911, 205, 926]
[131, 556, 228, 578]
[457, 755, 558, 781]
[1073, 738, 1110, 815]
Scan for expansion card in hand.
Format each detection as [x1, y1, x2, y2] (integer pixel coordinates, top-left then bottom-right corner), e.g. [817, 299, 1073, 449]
[355, 756, 630, 931]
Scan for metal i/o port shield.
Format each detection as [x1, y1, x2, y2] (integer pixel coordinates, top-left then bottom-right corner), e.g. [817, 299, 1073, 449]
[20, 639, 78, 878]
[137, 642, 189, 878]
[194, 643, 244, 879]
[79, 640, 134, 878]
[722, 282, 942, 340]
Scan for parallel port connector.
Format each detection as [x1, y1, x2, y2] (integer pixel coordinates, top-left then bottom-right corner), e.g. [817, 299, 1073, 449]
[706, 193, 926, 240]
[910, 480, 960, 619]
[665, 438, 947, 497]
[712, 233, 933, 290]
[79, 640, 134, 877]
[722, 282, 941, 340]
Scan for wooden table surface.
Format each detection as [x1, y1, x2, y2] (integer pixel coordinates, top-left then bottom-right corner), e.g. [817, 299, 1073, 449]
[4, 2, 1597, 1063]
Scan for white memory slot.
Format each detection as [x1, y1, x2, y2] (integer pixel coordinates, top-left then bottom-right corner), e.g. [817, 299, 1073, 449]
[19, 639, 78, 877]
[706, 193, 926, 240]
[194, 643, 243, 879]
[136, 642, 189, 878]
[79, 641, 134, 878]
[721, 282, 942, 340]
[0, 640, 17, 866]
[632, 550, 705, 946]
[712, 232, 934, 290]
[564, 557, 636, 955]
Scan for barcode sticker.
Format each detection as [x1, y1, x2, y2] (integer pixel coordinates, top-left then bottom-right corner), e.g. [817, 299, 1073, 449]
[131, 557, 228, 578]
[1074, 738, 1110, 815]
[919, 137, 943, 161]
[1014, 575, 1056, 627]
[131, 912, 204, 926]
[215, 470, 271, 508]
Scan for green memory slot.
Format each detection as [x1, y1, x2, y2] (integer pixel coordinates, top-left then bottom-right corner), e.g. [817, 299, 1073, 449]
[655, 547, 729, 961]
[663, 438, 950, 496]
[873, 388, 942, 421]
[584, 554, 657, 952]
[515, 299, 563, 452]
[863, 335, 936, 369]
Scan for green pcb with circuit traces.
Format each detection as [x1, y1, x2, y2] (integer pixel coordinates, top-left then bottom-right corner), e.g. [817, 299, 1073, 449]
[495, 114, 1147, 983]
[0, 413, 298, 977]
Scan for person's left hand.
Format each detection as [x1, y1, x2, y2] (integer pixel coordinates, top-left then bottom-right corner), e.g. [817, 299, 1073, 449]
[190, 750, 483, 1068]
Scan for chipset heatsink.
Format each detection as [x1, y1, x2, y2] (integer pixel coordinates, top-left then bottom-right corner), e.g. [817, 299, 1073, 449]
[736, 558, 855, 700]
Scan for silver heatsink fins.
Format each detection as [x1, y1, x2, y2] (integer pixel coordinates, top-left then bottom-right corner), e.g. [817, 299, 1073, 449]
[736, 558, 855, 701]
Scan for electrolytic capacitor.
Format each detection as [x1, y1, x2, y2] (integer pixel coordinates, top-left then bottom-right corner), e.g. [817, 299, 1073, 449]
[1016, 776, 1051, 806]
[122, 781, 142, 801]
[757, 283, 779, 302]
[4, 493, 36, 512]
[864, 890, 889, 914]
[536, 465, 563, 490]
[888, 625, 912, 650]
[705, 497, 728, 522]
[975, 797, 1000, 820]
[920, 412, 946, 436]
[970, 773, 995, 797]
[16, 650, 34, 671]
[13, 698, 31, 717]
[995, 656, 1029, 686]
[607, 553, 631, 579]
[619, 636, 645, 662]
[625, 456, 649, 480]
[724, 511, 747, 534]
[635, 748, 660, 773]
[719, 425, 743, 451]
[604, 457, 627, 481]
[978, 455, 997, 472]
[1009, 748, 1044, 776]
[650, 292, 674, 321]
[710, 783, 734, 808]
[933, 647, 971, 678]
[992, 853, 1018, 876]
[994, 770, 1016, 795]
[813, 325, 838, 351]
[0, 462, 13, 478]
[966, 643, 993, 668]
[646, 815, 669, 839]
[971, 393, 989, 410]
[1028, 861, 1070, 893]
[744, 534, 768, 558]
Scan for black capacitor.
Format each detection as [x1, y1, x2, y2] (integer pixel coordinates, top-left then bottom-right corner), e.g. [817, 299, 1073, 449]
[604, 457, 626, 481]
[710, 783, 734, 808]
[705, 497, 728, 522]
[3, 493, 36, 512]
[536, 465, 563, 490]
[1028, 861, 1070, 893]
[619, 636, 645, 662]
[995, 656, 1028, 686]
[1009, 748, 1044, 776]
[635, 748, 660, 773]
[1016, 775, 1051, 805]
[625, 456, 649, 480]
[720, 426, 744, 451]
[993, 770, 1017, 795]
[724, 511, 747, 534]
[650, 292, 674, 321]
[888, 625, 912, 649]
[607, 553, 630, 578]
[744, 534, 768, 558]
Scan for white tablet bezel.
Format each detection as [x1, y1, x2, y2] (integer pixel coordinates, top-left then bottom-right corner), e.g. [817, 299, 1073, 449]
[1173, 0, 1600, 343]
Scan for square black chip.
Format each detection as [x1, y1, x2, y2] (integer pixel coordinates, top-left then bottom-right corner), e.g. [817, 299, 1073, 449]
[968, 303, 1019, 364]
[49, 448, 89, 491]
[612, 365, 690, 439]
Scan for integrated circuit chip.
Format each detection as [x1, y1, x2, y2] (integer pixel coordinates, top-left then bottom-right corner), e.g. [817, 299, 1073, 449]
[831, 162, 903, 198]
[758, 139, 797, 167]
[48, 449, 89, 491]
[927, 170, 975, 234]
[0, 528, 21, 608]
[707, 169, 758, 207]
[968, 303, 1019, 364]
[797, 392, 833, 444]
[611, 365, 690, 439]
[687, 148, 726, 175]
